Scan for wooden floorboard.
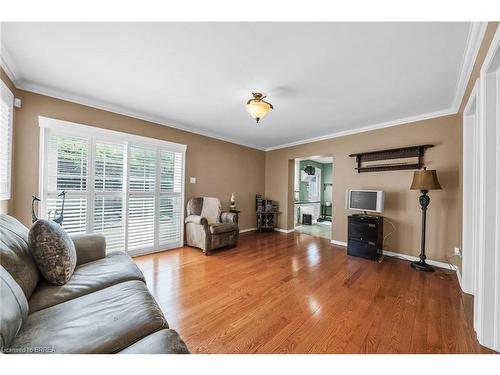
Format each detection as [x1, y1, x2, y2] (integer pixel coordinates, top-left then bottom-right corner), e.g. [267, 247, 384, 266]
[133, 231, 494, 354]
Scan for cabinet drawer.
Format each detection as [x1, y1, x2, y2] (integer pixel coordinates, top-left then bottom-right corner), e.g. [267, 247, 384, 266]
[348, 221, 378, 241]
[347, 239, 380, 261]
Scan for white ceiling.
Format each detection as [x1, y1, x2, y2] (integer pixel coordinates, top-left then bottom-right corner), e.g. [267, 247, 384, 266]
[1, 22, 479, 150]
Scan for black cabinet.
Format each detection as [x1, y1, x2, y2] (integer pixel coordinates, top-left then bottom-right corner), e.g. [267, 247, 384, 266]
[347, 215, 383, 261]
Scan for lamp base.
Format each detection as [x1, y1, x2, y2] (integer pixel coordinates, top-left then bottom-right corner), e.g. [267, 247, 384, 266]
[410, 260, 435, 272]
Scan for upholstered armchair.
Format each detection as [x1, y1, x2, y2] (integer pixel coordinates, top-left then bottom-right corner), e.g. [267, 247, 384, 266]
[185, 197, 239, 255]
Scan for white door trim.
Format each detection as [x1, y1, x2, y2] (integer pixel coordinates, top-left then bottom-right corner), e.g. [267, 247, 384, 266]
[462, 80, 479, 296]
[475, 25, 500, 352]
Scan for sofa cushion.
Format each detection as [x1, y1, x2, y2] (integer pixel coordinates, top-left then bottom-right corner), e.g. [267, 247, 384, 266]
[209, 222, 239, 234]
[71, 233, 106, 266]
[0, 214, 40, 300]
[10, 280, 168, 354]
[28, 219, 77, 285]
[119, 329, 190, 354]
[0, 266, 29, 350]
[28, 252, 145, 313]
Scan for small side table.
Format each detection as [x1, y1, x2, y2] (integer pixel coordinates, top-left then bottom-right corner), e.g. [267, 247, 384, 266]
[256, 210, 280, 232]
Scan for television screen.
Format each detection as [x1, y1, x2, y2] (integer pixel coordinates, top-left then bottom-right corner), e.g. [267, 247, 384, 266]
[350, 191, 378, 211]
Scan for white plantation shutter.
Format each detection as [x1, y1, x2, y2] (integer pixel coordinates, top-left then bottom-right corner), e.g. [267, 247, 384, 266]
[159, 150, 183, 245]
[93, 141, 126, 251]
[94, 196, 124, 251]
[159, 196, 182, 245]
[46, 196, 87, 234]
[0, 80, 14, 200]
[128, 196, 155, 249]
[128, 146, 156, 250]
[44, 134, 88, 235]
[129, 147, 156, 192]
[160, 151, 183, 193]
[46, 134, 88, 192]
[95, 142, 125, 192]
[40, 118, 185, 256]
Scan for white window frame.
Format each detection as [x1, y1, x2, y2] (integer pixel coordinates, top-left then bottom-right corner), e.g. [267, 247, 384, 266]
[38, 116, 186, 257]
[0, 80, 14, 200]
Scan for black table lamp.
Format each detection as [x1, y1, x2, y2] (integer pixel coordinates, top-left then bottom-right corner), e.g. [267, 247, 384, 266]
[410, 167, 442, 272]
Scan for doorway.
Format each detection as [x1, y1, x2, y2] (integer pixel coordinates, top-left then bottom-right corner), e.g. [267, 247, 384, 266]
[293, 156, 333, 239]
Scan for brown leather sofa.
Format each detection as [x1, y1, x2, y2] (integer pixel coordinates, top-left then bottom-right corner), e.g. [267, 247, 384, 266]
[0, 214, 189, 354]
[185, 197, 239, 255]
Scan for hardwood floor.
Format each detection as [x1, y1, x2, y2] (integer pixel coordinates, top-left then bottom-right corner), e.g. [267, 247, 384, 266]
[133, 231, 493, 354]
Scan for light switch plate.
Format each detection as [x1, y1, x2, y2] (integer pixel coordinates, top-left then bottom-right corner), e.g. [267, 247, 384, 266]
[454, 247, 462, 257]
[190, 177, 196, 184]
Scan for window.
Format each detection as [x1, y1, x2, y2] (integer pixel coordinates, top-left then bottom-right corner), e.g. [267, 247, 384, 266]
[94, 141, 126, 251]
[39, 117, 186, 256]
[0, 80, 14, 200]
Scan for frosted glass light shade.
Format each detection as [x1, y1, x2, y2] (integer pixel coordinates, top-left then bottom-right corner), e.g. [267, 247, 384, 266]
[245, 101, 272, 123]
[245, 92, 273, 123]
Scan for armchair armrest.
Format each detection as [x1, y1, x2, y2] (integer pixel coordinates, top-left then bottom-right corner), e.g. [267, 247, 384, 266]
[185, 215, 208, 227]
[71, 233, 106, 266]
[221, 212, 238, 224]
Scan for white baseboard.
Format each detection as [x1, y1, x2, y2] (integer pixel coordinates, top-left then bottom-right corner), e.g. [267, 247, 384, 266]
[328, 240, 457, 272]
[382, 250, 457, 271]
[456, 267, 463, 290]
[274, 228, 295, 233]
[239, 227, 257, 234]
[330, 240, 347, 247]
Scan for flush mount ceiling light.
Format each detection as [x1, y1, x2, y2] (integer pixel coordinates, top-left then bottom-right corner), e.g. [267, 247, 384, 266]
[245, 92, 274, 123]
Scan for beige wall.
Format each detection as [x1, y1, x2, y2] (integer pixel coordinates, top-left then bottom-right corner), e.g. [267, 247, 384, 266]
[4, 22, 499, 260]
[0, 68, 17, 215]
[265, 114, 460, 263]
[10, 89, 265, 231]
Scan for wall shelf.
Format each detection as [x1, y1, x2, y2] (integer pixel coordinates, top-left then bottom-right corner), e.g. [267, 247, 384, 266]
[349, 144, 433, 173]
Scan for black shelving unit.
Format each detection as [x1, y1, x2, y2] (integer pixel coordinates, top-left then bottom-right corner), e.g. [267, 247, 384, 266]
[347, 214, 383, 261]
[257, 211, 279, 232]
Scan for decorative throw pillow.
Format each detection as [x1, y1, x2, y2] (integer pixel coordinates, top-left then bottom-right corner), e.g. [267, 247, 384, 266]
[28, 219, 77, 285]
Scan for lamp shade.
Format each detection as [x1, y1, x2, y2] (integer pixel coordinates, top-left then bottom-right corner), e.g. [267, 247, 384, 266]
[410, 168, 442, 190]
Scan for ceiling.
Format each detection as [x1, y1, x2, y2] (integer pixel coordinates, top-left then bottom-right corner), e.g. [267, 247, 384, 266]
[1, 22, 480, 150]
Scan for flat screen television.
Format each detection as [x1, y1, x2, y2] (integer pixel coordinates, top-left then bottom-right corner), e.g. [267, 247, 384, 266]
[345, 189, 384, 213]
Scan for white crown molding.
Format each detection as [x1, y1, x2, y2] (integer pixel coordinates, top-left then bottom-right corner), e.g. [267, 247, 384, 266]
[5, 22, 485, 152]
[0, 46, 19, 83]
[12, 79, 462, 152]
[15, 80, 266, 151]
[451, 22, 488, 112]
[265, 107, 456, 151]
[22, 76, 458, 152]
